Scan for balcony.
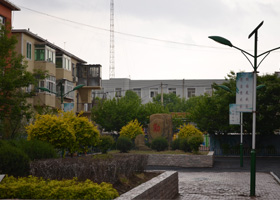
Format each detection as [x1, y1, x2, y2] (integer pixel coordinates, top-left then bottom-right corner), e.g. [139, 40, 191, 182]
[34, 61, 56, 75]
[76, 64, 101, 89]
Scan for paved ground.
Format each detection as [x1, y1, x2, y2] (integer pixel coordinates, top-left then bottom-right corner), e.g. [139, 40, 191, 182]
[147, 157, 280, 199]
[176, 172, 280, 199]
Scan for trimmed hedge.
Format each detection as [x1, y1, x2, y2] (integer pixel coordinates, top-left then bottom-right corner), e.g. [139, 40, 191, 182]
[9, 139, 58, 160]
[98, 135, 115, 154]
[0, 141, 30, 177]
[151, 137, 168, 151]
[116, 136, 133, 153]
[0, 175, 119, 199]
[30, 154, 148, 184]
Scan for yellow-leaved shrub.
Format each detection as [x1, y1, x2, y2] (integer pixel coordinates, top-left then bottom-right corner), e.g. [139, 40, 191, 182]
[177, 123, 203, 140]
[0, 175, 119, 199]
[26, 111, 100, 155]
[119, 119, 144, 140]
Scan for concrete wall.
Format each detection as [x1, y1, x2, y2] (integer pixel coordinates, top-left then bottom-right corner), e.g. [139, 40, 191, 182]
[147, 151, 214, 167]
[115, 171, 178, 200]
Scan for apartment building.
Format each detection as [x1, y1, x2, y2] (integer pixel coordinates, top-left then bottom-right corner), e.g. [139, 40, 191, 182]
[97, 78, 226, 104]
[0, 0, 20, 30]
[12, 29, 101, 118]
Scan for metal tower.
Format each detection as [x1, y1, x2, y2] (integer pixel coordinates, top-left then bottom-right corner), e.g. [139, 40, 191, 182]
[109, 0, 115, 78]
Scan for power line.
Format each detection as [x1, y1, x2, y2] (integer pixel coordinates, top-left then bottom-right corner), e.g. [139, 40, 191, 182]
[18, 5, 228, 50]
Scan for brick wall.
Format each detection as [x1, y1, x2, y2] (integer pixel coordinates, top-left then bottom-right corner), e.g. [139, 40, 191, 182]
[115, 171, 178, 200]
[147, 151, 214, 167]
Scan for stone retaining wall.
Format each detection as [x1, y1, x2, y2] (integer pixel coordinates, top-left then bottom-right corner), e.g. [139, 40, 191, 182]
[115, 171, 178, 200]
[147, 151, 214, 167]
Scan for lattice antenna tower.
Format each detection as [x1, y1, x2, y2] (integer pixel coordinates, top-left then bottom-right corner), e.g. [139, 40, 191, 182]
[109, 0, 115, 78]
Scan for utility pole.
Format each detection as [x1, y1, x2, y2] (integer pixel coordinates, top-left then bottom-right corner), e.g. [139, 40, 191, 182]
[109, 0, 115, 79]
[182, 79, 185, 99]
[161, 82, 163, 106]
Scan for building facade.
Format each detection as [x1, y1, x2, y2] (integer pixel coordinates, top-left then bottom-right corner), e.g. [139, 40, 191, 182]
[0, 0, 20, 31]
[97, 78, 226, 104]
[12, 29, 101, 117]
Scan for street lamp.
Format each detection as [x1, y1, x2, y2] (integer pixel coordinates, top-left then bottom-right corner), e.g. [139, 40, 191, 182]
[209, 21, 280, 196]
[38, 83, 84, 111]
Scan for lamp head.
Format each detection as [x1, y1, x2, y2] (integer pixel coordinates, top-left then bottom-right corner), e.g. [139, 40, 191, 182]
[73, 84, 85, 91]
[209, 36, 233, 47]
[38, 87, 51, 92]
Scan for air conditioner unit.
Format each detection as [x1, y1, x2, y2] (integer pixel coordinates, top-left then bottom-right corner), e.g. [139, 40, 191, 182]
[75, 77, 78, 82]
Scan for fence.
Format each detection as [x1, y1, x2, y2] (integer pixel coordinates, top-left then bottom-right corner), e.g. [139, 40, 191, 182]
[210, 134, 280, 156]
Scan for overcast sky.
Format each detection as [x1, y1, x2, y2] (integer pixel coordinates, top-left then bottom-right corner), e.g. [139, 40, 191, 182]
[10, 0, 280, 80]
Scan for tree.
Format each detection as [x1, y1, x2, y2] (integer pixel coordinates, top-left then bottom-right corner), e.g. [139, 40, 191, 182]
[92, 90, 168, 132]
[153, 93, 188, 112]
[26, 111, 100, 156]
[187, 71, 280, 135]
[0, 25, 45, 139]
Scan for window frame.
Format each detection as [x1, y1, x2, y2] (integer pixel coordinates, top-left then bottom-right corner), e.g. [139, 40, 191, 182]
[26, 42, 32, 60]
[187, 88, 196, 98]
[150, 88, 158, 98]
[115, 88, 122, 98]
[133, 88, 141, 98]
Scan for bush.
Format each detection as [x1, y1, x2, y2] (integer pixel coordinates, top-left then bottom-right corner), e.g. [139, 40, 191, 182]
[171, 138, 180, 150]
[98, 135, 115, 154]
[0, 141, 30, 177]
[26, 111, 100, 155]
[188, 134, 204, 153]
[0, 176, 119, 199]
[30, 154, 148, 184]
[151, 137, 168, 151]
[9, 139, 58, 160]
[119, 119, 144, 140]
[178, 123, 203, 140]
[116, 136, 132, 153]
[179, 138, 190, 152]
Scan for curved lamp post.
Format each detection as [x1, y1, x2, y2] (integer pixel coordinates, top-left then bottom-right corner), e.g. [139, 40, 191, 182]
[38, 83, 84, 111]
[209, 21, 280, 196]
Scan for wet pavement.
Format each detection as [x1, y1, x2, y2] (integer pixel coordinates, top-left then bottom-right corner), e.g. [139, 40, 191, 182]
[176, 172, 280, 199]
[147, 157, 280, 199]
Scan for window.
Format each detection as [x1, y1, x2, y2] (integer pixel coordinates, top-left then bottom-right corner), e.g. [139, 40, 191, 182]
[26, 42, 32, 59]
[205, 88, 212, 96]
[35, 45, 55, 63]
[133, 88, 141, 97]
[187, 88, 195, 98]
[39, 76, 56, 94]
[150, 88, 158, 98]
[64, 80, 74, 99]
[56, 54, 71, 70]
[168, 88, 176, 95]
[115, 88, 122, 97]
[89, 66, 100, 77]
[0, 15, 5, 25]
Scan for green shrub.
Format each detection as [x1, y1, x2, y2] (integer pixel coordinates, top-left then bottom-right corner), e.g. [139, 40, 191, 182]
[179, 138, 190, 152]
[9, 139, 58, 160]
[116, 136, 132, 153]
[98, 135, 115, 154]
[171, 138, 181, 150]
[151, 137, 168, 151]
[188, 134, 204, 153]
[0, 175, 119, 199]
[0, 141, 30, 177]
